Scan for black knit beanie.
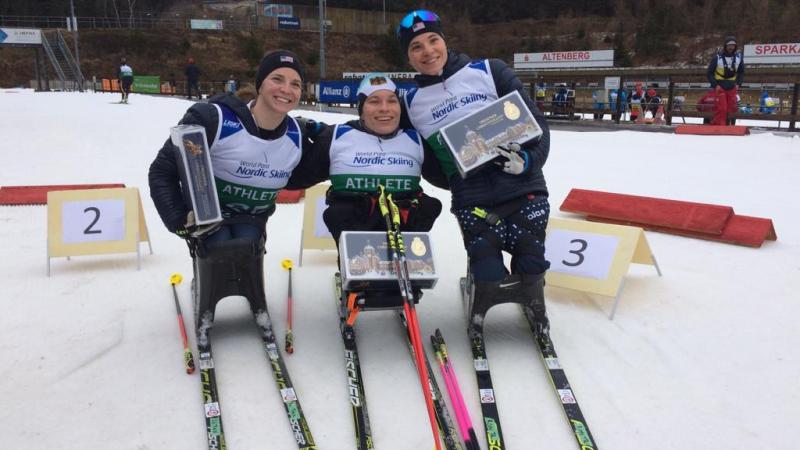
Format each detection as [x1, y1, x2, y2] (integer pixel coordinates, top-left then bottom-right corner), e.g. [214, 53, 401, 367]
[397, 13, 444, 57]
[255, 50, 305, 93]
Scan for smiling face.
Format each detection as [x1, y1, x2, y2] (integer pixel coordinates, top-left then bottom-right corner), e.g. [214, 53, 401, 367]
[257, 67, 302, 116]
[361, 90, 401, 135]
[407, 32, 447, 76]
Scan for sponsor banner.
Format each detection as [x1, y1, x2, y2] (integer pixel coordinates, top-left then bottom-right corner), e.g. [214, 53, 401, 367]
[319, 80, 358, 103]
[319, 79, 416, 103]
[278, 16, 300, 30]
[0, 27, 42, 45]
[132, 75, 160, 94]
[263, 4, 293, 17]
[514, 50, 614, 69]
[744, 43, 800, 65]
[343, 72, 418, 79]
[190, 19, 223, 30]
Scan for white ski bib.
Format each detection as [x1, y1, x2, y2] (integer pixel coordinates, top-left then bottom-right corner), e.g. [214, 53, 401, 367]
[329, 125, 423, 193]
[210, 103, 301, 215]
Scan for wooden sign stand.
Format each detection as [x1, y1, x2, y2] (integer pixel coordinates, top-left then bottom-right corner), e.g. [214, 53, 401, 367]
[46, 188, 153, 275]
[545, 218, 661, 319]
[298, 183, 336, 266]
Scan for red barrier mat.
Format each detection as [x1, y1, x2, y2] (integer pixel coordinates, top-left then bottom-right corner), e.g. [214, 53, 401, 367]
[587, 215, 777, 248]
[560, 189, 733, 234]
[675, 125, 749, 136]
[0, 184, 126, 205]
[276, 189, 305, 203]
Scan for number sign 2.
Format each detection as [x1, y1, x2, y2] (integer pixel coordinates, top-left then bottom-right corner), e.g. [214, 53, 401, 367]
[47, 188, 152, 275]
[544, 218, 660, 318]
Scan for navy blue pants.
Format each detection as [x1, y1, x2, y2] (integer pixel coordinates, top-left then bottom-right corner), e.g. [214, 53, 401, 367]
[454, 196, 550, 282]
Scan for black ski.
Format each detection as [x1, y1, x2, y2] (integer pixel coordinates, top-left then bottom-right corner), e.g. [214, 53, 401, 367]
[334, 272, 374, 449]
[195, 307, 316, 450]
[461, 278, 506, 450]
[398, 311, 464, 450]
[522, 307, 598, 450]
[253, 308, 317, 449]
[196, 311, 227, 450]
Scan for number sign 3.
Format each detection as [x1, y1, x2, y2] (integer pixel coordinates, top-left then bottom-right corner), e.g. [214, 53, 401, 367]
[545, 230, 621, 280]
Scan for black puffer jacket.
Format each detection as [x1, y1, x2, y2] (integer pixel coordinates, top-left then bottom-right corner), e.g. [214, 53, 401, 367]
[148, 94, 317, 232]
[408, 50, 550, 209]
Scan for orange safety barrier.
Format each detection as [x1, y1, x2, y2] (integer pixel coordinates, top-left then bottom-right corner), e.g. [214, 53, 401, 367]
[561, 188, 776, 248]
[675, 124, 750, 136]
[101, 79, 111, 92]
[0, 184, 127, 205]
[111, 79, 120, 92]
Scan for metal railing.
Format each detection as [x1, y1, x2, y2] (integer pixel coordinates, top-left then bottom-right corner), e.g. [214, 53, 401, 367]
[55, 29, 85, 89]
[40, 33, 67, 88]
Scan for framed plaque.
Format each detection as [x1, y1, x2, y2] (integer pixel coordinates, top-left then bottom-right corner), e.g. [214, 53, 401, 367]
[439, 90, 543, 178]
[170, 125, 222, 225]
[339, 231, 438, 291]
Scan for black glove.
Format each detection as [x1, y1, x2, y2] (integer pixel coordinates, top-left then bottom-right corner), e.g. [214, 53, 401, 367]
[294, 116, 327, 140]
[175, 211, 221, 239]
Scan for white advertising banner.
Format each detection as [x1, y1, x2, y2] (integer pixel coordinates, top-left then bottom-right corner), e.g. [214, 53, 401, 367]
[744, 43, 800, 65]
[0, 27, 43, 45]
[342, 72, 418, 79]
[514, 50, 614, 69]
[190, 19, 223, 30]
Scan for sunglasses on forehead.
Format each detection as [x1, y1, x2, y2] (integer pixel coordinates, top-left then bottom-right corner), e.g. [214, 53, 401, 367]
[396, 9, 440, 36]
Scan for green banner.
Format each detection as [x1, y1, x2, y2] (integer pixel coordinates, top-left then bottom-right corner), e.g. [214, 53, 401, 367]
[132, 75, 160, 94]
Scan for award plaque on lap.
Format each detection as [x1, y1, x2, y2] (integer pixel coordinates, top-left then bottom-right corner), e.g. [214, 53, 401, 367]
[170, 125, 222, 225]
[439, 90, 543, 178]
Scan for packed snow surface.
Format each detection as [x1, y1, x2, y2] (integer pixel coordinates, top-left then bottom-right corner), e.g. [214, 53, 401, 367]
[1, 90, 798, 450]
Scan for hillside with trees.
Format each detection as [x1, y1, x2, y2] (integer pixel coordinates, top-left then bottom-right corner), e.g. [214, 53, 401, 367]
[1, 0, 798, 87]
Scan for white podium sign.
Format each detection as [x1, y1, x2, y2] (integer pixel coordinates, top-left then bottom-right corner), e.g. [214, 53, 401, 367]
[47, 188, 152, 275]
[546, 230, 619, 280]
[62, 199, 126, 243]
[545, 218, 661, 319]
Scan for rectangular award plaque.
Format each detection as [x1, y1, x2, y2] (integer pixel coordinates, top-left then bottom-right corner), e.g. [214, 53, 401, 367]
[170, 125, 222, 225]
[439, 90, 544, 178]
[340, 231, 438, 291]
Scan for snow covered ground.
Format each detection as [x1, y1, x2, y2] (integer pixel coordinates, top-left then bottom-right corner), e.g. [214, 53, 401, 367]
[1, 89, 799, 450]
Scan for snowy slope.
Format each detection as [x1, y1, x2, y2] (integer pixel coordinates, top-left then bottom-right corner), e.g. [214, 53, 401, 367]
[1, 90, 798, 450]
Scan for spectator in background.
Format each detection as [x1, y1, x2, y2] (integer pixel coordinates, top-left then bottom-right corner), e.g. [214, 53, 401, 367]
[629, 82, 645, 122]
[707, 35, 744, 125]
[759, 90, 777, 114]
[185, 57, 201, 100]
[591, 89, 605, 120]
[535, 84, 546, 110]
[644, 88, 662, 117]
[226, 74, 238, 95]
[696, 90, 717, 124]
[608, 88, 627, 121]
[117, 58, 134, 104]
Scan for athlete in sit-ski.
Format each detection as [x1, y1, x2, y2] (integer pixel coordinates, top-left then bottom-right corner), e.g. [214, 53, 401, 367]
[397, 10, 552, 330]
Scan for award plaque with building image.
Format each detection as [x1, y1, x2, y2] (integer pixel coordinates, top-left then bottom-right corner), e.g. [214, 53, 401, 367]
[339, 231, 438, 291]
[439, 90, 543, 178]
[170, 125, 222, 225]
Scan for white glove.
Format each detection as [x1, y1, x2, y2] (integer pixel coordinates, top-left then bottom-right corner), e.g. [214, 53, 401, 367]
[495, 143, 528, 175]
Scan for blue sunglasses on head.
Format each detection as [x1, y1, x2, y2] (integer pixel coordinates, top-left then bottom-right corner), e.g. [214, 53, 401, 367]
[396, 10, 440, 36]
